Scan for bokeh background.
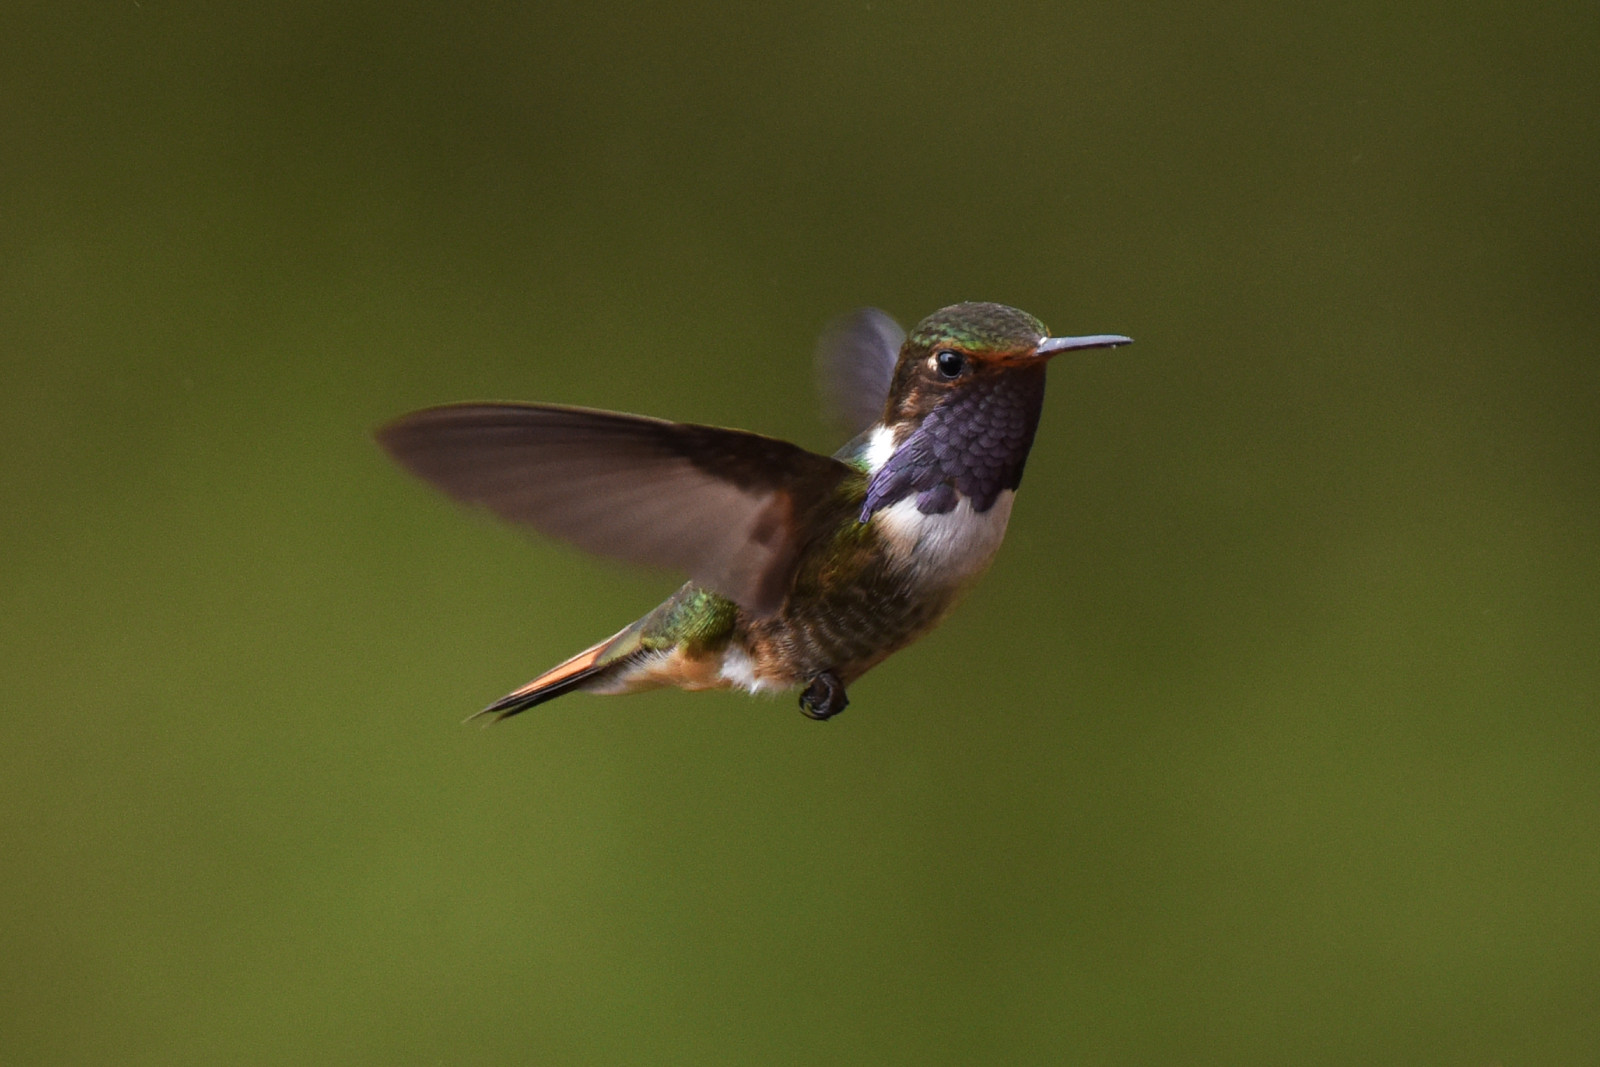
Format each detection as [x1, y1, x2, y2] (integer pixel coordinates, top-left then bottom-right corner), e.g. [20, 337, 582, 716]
[4, 2, 1597, 1063]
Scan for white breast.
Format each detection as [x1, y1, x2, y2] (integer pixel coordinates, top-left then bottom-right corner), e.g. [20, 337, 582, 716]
[874, 490, 1016, 586]
[860, 424, 1017, 586]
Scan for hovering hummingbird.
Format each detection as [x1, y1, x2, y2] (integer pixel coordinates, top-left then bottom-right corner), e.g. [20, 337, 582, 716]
[379, 302, 1129, 721]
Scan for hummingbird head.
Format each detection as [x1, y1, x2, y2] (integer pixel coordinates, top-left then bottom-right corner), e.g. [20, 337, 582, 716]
[860, 302, 1130, 520]
[883, 302, 1130, 425]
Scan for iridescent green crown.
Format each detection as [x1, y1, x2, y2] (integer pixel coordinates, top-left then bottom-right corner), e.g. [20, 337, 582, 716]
[907, 302, 1048, 353]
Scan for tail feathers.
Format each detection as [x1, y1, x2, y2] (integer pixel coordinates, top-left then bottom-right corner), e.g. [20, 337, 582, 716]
[475, 622, 646, 722]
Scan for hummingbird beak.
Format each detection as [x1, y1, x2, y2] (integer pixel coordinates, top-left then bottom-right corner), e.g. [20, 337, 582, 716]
[1032, 334, 1134, 359]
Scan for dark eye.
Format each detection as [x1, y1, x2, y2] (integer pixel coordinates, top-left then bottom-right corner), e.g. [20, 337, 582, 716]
[934, 350, 965, 379]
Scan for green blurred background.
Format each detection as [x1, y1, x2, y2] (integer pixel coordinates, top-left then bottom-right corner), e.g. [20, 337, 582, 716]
[4, 1, 1597, 1063]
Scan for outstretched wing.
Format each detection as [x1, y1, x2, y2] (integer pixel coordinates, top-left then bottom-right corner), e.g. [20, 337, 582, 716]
[377, 403, 855, 615]
[814, 308, 904, 436]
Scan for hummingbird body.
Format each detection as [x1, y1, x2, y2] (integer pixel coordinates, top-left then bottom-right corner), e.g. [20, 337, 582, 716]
[380, 303, 1129, 720]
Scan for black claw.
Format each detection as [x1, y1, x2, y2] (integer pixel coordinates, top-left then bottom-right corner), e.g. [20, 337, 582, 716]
[799, 671, 849, 720]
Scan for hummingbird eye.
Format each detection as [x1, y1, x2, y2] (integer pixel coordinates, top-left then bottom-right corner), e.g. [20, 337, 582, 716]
[934, 350, 965, 379]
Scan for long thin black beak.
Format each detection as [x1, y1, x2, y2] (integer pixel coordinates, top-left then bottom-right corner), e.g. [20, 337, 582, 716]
[1034, 334, 1134, 357]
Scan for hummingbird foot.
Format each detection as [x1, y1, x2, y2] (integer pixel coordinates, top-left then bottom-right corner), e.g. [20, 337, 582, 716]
[799, 671, 849, 720]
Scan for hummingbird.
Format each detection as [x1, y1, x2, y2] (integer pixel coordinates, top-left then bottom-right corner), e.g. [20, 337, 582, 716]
[379, 302, 1130, 722]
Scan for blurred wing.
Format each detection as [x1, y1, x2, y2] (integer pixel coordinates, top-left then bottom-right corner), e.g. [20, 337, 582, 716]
[814, 308, 905, 435]
[377, 403, 855, 615]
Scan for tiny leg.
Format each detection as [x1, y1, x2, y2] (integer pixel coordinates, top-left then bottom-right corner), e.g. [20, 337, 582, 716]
[799, 671, 849, 720]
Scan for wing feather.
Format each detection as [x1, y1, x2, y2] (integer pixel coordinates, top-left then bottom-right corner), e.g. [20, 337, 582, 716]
[377, 403, 855, 614]
[814, 308, 905, 436]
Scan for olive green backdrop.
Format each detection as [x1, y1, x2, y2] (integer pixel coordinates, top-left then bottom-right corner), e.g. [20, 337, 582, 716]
[3, 2, 1597, 1063]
